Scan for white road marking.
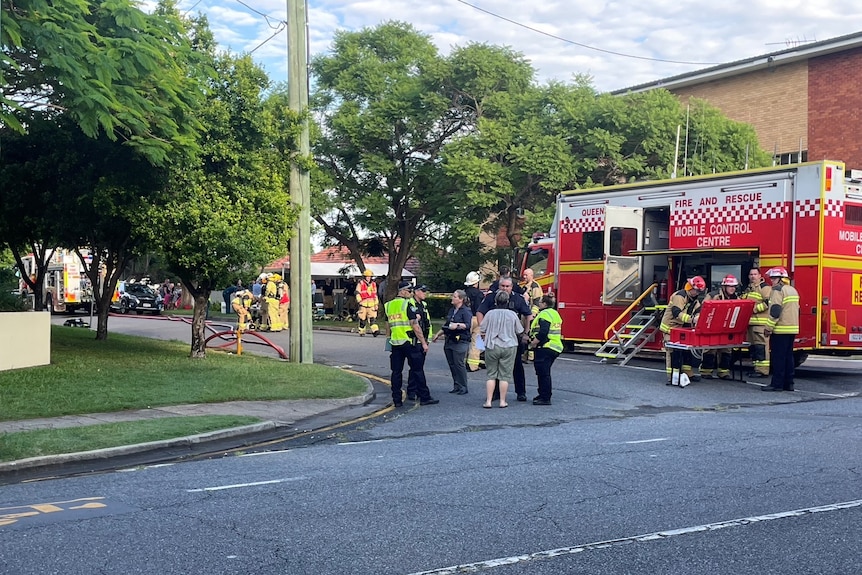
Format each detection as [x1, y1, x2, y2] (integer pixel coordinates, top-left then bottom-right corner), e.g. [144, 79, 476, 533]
[336, 439, 387, 446]
[237, 450, 293, 457]
[186, 477, 304, 492]
[406, 498, 862, 575]
[619, 438, 670, 445]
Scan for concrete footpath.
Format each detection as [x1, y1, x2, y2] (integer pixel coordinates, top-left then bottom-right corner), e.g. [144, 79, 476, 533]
[0, 318, 381, 476]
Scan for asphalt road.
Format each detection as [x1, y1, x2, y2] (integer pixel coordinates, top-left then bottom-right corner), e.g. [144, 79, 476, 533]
[2, 316, 860, 574]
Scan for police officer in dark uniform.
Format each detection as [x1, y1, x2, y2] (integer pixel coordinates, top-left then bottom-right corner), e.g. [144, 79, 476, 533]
[407, 284, 438, 405]
[476, 277, 533, 401]
[386, 282, 438, 407]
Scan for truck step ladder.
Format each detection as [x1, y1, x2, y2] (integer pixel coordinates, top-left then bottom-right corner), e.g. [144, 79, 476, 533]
[595, 305, 665, 366]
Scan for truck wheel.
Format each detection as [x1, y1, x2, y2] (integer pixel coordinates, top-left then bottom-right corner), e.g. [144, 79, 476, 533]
[120, 301, 129, 314]
[47, 297, 55, 315]
[793, 351, 809, 368]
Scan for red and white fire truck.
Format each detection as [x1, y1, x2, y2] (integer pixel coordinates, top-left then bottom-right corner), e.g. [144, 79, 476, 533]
[516, 160, 862, 364]
[20, 248, 94, 314]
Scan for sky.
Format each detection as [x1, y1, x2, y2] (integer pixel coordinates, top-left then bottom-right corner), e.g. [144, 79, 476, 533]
[170, 0, 862, 92]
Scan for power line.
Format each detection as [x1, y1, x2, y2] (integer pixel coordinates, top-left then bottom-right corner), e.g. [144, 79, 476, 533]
[455, 0, 723, 66]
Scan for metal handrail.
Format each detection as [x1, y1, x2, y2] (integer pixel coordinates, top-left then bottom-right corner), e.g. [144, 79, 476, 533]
[602, 283, 659, 341]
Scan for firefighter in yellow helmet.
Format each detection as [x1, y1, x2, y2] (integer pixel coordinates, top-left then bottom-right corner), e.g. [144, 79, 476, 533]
[266, 273, 283, 332]
[701, 274, 739, 380]
[660, 276, 706, 386]
[356, 269, 380, 336]
[277, 275, 290, 330]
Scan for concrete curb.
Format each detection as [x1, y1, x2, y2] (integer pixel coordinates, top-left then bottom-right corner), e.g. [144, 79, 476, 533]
[0, 381, 377, 475]
[0, 422, 277, 473]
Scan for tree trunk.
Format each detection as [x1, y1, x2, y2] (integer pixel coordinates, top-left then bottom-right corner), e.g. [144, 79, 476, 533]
[189, 291, 209, 358]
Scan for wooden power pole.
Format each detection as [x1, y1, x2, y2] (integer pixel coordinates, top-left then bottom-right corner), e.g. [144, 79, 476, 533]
[287, 0, 313, 363]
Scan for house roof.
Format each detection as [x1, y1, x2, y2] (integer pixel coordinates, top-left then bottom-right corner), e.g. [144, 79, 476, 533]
[612, 30, 862, 95]
[266, 246, 419, 278]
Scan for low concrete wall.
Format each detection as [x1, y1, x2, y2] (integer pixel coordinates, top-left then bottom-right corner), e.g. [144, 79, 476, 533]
[0, 312, 51, 371]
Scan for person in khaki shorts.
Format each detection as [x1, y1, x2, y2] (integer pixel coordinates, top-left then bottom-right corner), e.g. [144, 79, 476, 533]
[479, 290, 524, 408]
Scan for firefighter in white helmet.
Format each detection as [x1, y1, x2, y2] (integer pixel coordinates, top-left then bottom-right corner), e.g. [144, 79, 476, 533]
[761, 267, 800, 392]
[701, 274, 739, 380]
[356, 269, 380, 336]
[660, 276, 706, 386]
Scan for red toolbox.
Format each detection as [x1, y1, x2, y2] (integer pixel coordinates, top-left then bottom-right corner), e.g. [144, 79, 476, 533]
[670, 299, 755, 347]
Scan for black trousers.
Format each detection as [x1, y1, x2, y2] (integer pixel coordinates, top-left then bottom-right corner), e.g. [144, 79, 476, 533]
[533, 347, 559, 401]
[769, 334, 795, 389]
[393, 343, 430, 402]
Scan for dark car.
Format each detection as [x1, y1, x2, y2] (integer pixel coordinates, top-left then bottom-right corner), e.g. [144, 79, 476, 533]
[111, 283, 163, 315]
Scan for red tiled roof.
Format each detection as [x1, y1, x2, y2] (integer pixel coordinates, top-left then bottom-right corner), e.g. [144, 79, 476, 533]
[268, 246, 419, 272]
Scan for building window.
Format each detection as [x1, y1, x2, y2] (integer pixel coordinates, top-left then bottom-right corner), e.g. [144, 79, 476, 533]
[774, 151, 808, 165]
[846, 204, 862, 227]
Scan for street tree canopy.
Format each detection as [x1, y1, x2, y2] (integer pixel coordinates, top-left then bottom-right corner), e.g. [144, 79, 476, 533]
[311, 23, 536, 300]
[1, 0, 201, 165]
[148, 52, 299, 358]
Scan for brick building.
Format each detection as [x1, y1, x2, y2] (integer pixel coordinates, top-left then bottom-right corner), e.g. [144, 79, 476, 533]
[614, 31, 862, 170]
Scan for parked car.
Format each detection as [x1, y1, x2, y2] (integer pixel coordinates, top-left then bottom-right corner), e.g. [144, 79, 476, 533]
[111, 283, 163, 315]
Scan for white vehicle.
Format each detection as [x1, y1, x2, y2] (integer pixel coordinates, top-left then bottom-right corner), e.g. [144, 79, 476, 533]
[21, 249, 94, 314]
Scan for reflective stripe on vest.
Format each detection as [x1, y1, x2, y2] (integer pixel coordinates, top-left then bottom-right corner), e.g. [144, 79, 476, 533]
[530, 308, 563, 353]
[385, 298, 412, 345]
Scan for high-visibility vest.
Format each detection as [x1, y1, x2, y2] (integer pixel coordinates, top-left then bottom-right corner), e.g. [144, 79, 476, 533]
[358, 280, 378, 306]
[742, 280, 772, 326]
[385, 297, 412, 345]
[530, 308, 563, 353]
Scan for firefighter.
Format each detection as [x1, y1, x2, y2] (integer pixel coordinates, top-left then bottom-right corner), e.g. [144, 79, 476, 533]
[266, 273, 283, 332]
[521, 268, 543, 364]
[277, 276, 290, 330]
[463, 271, 484, 372]
[258, 273, 271, 331]
[761, 267, 800, 392]
[660, 276, 706, 386]
[356, 269, 380, 337]
[741, 267, 772, 378]
[701, 274, 739, 380]
[231, 289, 253, 332]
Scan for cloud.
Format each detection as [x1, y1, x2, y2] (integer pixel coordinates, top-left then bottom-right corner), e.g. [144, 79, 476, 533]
[177, 0, 862, 92]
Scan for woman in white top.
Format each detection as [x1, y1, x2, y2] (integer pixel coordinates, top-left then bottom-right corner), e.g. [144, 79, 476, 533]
[479, 290, 524, 408]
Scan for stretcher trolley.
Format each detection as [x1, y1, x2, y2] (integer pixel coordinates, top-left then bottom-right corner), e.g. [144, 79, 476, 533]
[667, 299, 755, 385]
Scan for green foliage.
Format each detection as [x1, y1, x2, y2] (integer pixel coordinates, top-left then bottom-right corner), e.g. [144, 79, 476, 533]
[311, 25, 539, 300]
[1, 0, 202, 165]
[151, 54, 298, 297]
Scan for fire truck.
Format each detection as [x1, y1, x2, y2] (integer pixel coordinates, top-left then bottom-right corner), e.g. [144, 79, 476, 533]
[515, 160, 862, 365]
[20, 248, 94, 314]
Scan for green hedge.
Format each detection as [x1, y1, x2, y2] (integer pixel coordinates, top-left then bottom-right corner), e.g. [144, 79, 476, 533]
[424, 294, 451, 319]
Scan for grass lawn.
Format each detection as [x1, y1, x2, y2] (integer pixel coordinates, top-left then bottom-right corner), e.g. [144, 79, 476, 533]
[0, 416, 261, 462]
[0, 327, 368, 462]
[0, 326, 367, 422]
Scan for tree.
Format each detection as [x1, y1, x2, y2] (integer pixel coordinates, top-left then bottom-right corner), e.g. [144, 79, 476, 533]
[443, 80, 770, 252]
[0, 116, 169, 337]
[1, 0, 201, 165]
[311, 25, 533, 301]
[148, 54, 299, 358]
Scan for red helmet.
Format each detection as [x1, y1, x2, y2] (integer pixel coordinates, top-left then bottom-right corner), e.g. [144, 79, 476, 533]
[688, 276, 706, 291]
[766, 267, 789, 278]
[720, 274, 739, 287]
